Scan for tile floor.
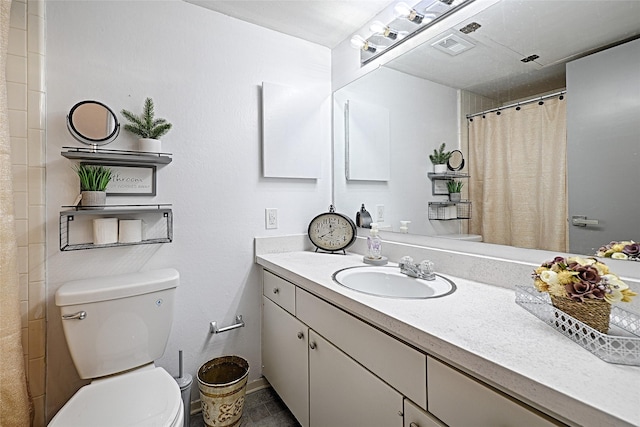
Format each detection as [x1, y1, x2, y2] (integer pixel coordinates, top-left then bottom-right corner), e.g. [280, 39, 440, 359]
[190, 387, 300, 427]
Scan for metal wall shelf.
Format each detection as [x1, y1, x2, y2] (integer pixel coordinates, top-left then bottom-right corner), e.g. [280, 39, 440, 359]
[427, 172, 469, 179]
[60, 205, 173, 251]
[428, 201, 471, 220]
[62, 146, 172, 165]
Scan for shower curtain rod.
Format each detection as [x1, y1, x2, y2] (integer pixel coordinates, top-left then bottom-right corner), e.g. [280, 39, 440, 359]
[466, 90, 567, 119]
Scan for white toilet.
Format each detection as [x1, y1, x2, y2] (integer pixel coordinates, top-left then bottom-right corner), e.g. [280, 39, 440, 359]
[49, 269, 184, 427]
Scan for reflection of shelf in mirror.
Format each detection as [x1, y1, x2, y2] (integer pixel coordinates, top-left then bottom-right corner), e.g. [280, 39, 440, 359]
[427, 172, 469, 180]
[62, 146, 172, 165]
[60, 204, 172, 251]
[428, 201, 471, 220]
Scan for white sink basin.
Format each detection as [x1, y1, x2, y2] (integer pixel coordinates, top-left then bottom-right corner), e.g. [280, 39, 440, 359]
[333, 266, 456, 299]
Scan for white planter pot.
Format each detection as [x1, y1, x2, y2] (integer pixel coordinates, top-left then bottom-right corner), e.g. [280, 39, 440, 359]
[139, 138, 162, 153]
[81, 191, 106, 209]
[433, 164, 447, 174]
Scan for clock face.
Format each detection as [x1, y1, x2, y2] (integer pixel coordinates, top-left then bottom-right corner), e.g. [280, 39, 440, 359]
[308, 213, 357, 252]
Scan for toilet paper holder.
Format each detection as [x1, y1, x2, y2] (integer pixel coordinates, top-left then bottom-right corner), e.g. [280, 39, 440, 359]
[210, 315, 245, 334]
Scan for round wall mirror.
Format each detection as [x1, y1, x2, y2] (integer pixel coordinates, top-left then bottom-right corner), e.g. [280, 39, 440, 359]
[447, 150, 465, 171]
[67, 100, 120, 146]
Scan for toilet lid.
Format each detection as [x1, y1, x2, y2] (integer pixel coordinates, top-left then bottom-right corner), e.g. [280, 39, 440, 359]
[49, 367, 182, 427]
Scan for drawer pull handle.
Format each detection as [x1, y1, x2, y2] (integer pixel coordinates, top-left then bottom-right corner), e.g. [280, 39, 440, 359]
[297, 332, 304, 340]
[410, 423, 419, 427]
[273, 288, 280, 294]
[309, 341, 317, 350]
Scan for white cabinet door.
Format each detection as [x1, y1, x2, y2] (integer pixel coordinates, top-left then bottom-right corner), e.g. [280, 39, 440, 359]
[308, 330, 404, 427]
[262, 296, 309, 426]
[404, 399, 445, 427]
[427, 357, 559, 427]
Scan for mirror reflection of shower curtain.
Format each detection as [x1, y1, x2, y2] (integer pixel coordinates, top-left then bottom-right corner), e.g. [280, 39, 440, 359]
[468, 97, 567, 252]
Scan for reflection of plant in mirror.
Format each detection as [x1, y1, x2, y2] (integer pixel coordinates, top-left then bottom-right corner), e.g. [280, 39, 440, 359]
[446, 180, 463, 193]
[596, 241, 640, 261]
[429, 143, 452, 165]
[74, 164, 112, 191]
[121, 97, 172, 139]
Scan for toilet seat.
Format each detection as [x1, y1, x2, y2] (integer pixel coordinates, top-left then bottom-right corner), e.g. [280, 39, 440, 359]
[48, 367, 183, 427]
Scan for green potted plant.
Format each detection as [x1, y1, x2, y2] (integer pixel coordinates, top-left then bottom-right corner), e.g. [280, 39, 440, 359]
[429, 143, 452, 173]
[121, 97, 172, 153]
[446, 179, 464, 202]
[74, 164, 112, 209]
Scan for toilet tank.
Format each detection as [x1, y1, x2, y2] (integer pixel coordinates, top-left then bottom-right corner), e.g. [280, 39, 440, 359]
[55, 269, 179, 379]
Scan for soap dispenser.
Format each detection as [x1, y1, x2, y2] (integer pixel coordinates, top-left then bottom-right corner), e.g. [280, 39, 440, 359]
[356, 204, 372, 228]
[363, 223, 388, 265]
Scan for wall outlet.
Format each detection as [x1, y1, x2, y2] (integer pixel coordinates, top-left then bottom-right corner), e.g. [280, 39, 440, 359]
[376, 204, 385, 223]
[265, 208, 278, 229]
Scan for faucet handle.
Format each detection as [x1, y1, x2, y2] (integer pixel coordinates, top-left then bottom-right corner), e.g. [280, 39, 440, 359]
[419, 260, 435, 280]
[399, 256, 414, 267]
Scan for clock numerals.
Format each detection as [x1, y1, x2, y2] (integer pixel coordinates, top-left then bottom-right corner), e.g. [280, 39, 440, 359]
[308, 212, 356, 253]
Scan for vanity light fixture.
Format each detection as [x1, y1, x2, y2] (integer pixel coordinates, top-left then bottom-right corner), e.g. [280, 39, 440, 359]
[370, 21, 399, 40]
[352, 0, 474, 65]
[394, 2, 425, 24]
[350, 35, 377, 53]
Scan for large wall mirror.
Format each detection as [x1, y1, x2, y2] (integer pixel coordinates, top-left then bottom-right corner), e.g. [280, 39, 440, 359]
[334, 0, 640, 257]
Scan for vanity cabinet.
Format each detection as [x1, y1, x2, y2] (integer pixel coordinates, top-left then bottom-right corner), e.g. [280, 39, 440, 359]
[262, 271, 407, 427]
[261, 296, 309, 426]
[427, 357, 558, 427]
[308, 329, 403, 427]
[404, 399, 445, 427]
[261, 269, 561, 427]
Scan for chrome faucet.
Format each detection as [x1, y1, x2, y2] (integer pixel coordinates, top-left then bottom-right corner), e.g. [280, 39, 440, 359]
[399, 256, 435, 281]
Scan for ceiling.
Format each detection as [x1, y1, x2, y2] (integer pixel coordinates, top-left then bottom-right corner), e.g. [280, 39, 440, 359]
[386, 0, 640, 101]
[185, 0, 640, 102]
[184, 0, 395, 48]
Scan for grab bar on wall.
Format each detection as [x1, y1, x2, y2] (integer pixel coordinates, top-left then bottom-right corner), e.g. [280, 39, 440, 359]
[209, 315, 245, 334]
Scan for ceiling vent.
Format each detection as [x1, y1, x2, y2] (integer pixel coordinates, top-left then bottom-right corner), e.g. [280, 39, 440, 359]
[431, 32, 475, 56]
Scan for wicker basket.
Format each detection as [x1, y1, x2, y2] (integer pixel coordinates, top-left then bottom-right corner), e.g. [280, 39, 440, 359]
[550, 295, 612, 334]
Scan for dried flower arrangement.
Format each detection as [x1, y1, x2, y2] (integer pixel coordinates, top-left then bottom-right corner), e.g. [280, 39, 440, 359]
[596, 241, 640, 261]
[533, 256, 636, 304]
[532, 256, 636, 333]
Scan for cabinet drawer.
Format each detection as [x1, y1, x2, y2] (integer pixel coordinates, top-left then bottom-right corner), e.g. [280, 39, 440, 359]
[297, 288, 427, 410]
[263, 271, 296, 315]
[404, 399, 445, 427]
[427, 357, 559, 427]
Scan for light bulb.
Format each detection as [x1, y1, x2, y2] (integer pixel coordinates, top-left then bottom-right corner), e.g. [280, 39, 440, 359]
[394, 2, 424, 24]
[350, 35, 377, 53]
[369, 21, 398, 40]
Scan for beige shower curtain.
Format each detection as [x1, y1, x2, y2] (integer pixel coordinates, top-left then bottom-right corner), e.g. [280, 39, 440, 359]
[1, 0, 34, 425]
[468, 97, 567, 252]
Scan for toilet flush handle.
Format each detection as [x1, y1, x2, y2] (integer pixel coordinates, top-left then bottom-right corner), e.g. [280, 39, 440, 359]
[62, 311, 86, 320]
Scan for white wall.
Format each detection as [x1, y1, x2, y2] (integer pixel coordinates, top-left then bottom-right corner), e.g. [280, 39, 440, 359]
[45, 1, 331, 419]
[333, 67, 460, 236]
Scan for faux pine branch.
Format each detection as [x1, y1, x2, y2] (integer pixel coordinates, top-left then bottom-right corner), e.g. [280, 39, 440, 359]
[121, 97, 172, 139]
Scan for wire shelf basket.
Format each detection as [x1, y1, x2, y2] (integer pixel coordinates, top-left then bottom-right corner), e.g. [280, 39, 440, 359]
[515, 285, 640, 365]
[428, 201, 471, 220]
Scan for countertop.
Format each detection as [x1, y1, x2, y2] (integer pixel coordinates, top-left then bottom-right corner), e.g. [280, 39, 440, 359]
[256, 251, 640, 427]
